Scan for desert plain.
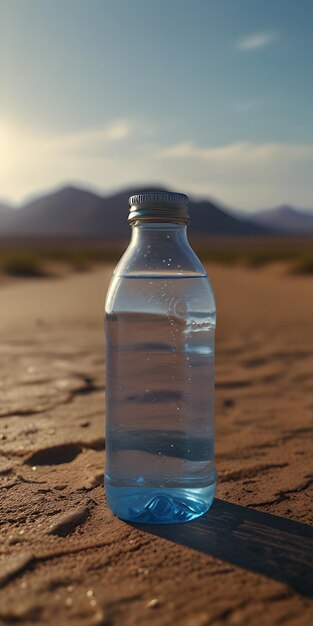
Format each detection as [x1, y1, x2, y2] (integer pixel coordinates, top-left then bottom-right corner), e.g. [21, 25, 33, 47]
[0, 260, 312, 626]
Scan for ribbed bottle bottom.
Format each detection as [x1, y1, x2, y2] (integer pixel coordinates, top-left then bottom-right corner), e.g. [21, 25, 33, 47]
[105, 478, 216, 524]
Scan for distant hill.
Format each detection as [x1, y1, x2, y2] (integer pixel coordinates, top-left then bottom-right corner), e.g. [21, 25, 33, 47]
[251, 205, 313, 234]
[189, 198, 264, 236]
[0, 201, 13, 217]
[0, 202, 18, 232]
[0, 184, 268, 238]
[0, 202, 11, 212]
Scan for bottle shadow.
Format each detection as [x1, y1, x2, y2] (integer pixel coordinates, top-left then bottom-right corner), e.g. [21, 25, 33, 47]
[130, 498, 313, 598]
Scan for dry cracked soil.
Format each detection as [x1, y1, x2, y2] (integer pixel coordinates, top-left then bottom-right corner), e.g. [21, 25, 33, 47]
[0, 263, 312, 626]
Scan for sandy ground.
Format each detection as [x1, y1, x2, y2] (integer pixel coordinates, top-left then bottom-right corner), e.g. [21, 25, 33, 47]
[0, 263, 312, 626]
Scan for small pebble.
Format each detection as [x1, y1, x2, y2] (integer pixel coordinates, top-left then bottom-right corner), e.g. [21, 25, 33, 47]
[147, 598, 159, 609]
[90, 598, 97, 607]
[31, 466, 37, 471]
[87, 589, 94, 597]
[56, 379, 69, 389]
[65, 597, 73, 607]
[137, 567, 150, 576]
[92, 611, 105, 625]
[67, 585, 74, 593]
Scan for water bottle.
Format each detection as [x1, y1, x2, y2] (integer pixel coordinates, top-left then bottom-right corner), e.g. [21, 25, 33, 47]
[105, 191, 216, 523]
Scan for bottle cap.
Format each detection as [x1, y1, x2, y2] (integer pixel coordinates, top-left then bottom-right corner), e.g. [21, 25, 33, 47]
[128, 191, 189, 224]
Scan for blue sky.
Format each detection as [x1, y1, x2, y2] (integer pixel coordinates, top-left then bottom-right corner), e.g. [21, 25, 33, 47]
[1, 0, 313, 210]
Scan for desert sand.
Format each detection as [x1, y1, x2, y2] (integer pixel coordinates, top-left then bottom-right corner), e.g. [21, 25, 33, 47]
[0, 263, 312, 626]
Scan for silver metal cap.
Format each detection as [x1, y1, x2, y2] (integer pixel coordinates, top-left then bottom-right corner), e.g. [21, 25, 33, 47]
[128, 191, 189, 224]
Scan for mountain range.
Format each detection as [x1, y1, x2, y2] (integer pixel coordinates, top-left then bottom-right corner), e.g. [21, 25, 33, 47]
[0, 185, 312, 238]
[252, 205, 313, 233]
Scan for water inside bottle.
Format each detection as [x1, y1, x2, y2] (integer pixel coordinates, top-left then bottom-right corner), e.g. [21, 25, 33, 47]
[105, 275, 216, 523]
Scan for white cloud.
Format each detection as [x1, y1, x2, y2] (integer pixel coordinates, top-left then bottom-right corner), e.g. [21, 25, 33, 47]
[47, 118, 133, 151]
[158, 141, 313, 163]
[236, 31, 280, 51]
[156, 140, 313, 209]
[1, 117, 313, 210]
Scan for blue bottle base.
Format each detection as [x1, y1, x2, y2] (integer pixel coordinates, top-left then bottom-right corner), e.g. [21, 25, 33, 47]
[105, 480, 216, 524]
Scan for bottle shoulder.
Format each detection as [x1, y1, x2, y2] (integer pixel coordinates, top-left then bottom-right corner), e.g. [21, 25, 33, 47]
[105, 227, 216, 316]
[112, 237, 207, 279]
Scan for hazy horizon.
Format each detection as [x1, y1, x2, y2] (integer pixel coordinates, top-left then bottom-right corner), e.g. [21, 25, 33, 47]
[1, 180, 313, 215]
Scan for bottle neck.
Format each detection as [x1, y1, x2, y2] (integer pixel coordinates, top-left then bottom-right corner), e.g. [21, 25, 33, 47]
[130, 222, 188, 246]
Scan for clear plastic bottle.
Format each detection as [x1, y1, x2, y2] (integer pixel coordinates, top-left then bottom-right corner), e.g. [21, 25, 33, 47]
[105, 191, 216, 523]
